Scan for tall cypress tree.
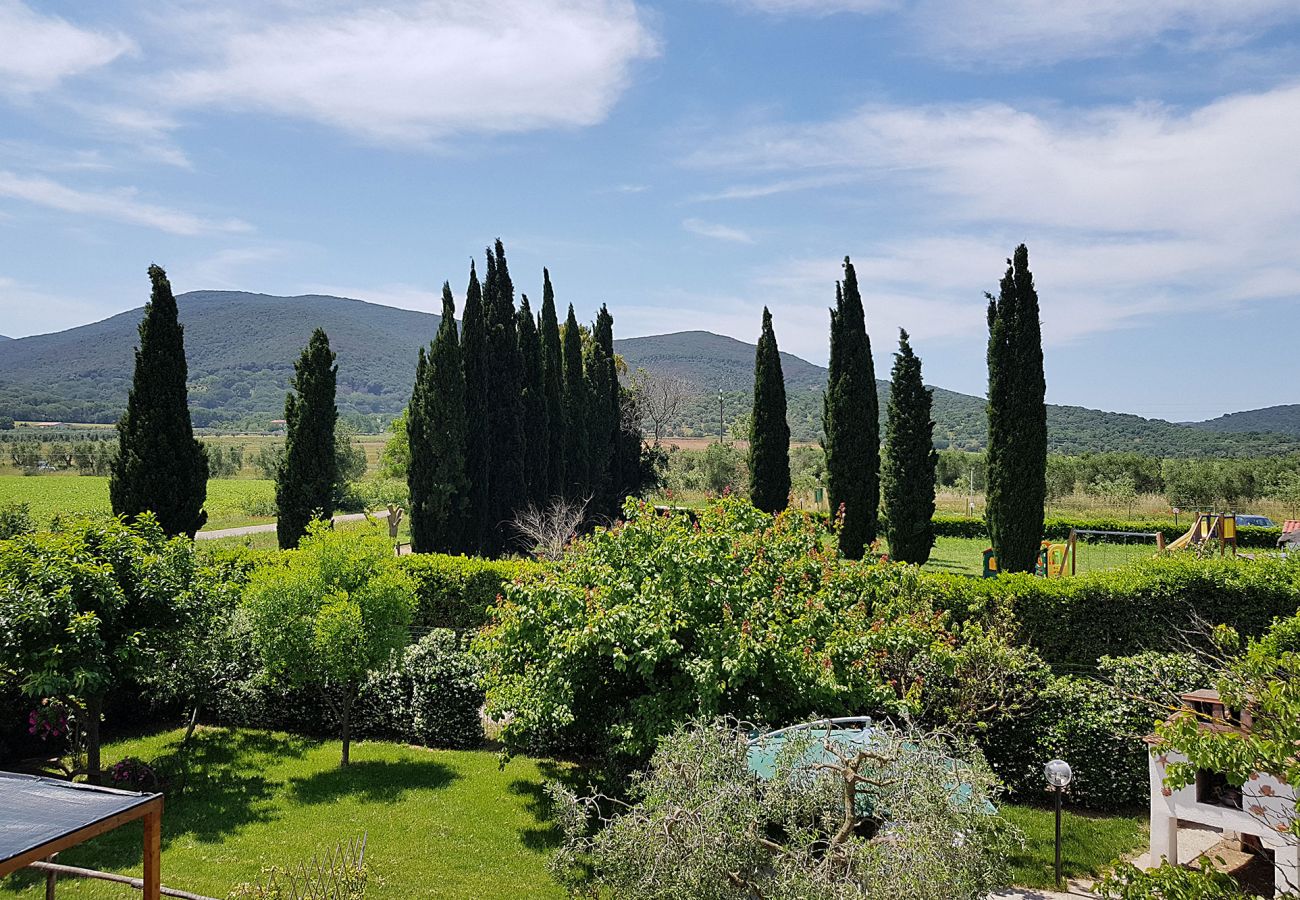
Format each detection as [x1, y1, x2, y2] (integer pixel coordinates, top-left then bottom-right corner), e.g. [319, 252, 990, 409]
[460, 261, 492, 556]
[517, 293, 548, 510]
[484, 240, 526, 554]
[538, 269, 565, 500]
[986, 244, 1047, 573]
[408, 283, 468, 553]
[822, 257, 879, 559]
[275, 328, 338, 549]
[561, 304, 588, 498]
[110, 264, 209, 537]
[748, 307, 790, 514]
[882, 329, 937, 565]
[586, 305, 618, 518]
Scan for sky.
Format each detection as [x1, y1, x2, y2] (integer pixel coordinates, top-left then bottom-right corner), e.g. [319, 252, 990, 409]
[2, 1, 1300, 421]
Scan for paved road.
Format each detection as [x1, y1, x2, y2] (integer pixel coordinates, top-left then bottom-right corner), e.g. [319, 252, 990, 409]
[196, 510, 389, 541]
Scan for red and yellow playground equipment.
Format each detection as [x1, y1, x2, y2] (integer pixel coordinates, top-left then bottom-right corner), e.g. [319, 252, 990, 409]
[1036, 540, 1071, 578]
[1166, 512, 1237, 555]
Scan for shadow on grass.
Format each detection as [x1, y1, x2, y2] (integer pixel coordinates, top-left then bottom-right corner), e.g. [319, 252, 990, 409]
[287, 758, 457, 805]
[508, 760, 603, 852]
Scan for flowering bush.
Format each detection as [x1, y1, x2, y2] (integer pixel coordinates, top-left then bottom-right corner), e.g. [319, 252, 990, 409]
[109, 756, 158, 791]
[28, 698, 71, 741]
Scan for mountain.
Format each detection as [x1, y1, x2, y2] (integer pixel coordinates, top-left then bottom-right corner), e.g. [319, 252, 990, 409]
[1187, 405, 1300, 437]
[0, 335, 11, 341]
[0, 290, 1296, 457]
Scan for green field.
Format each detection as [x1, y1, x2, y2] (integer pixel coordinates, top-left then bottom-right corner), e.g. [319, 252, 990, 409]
[1001, 803, 1146, 889]
[0, 475, 275, 531]
[0, 727, 567, 899]
[922, 535, 1159, 577]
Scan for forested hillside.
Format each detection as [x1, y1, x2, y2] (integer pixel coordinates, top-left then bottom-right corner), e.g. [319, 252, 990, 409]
[1, 291, 1295, 456]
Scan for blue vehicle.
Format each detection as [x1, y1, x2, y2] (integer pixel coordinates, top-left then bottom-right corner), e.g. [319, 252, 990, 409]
[1236, 515, 1276, 528]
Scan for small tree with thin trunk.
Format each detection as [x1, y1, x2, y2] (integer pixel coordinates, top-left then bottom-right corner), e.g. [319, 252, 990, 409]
[882, 329, 937, 565]
[244, 523, 415, 767]
[634, 368, 690, 447]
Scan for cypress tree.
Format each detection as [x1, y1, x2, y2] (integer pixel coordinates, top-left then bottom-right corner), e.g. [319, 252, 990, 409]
[460, 260, 492, 556]
[517, 293, 548, 510]
[561, 304, 588, 498]
[882, 329, 937, 565]
[822, 257, 879, 559]
[586, 305, 618, 518]
[408, 283, 468, 553]
[110, 264, 209, 538]
[538, 269, 565, 500]
[986, 244, 1047, 573]
[275, 328, 338, 549]
[484, 240, 526, 554]
[748, 307, 790, 514]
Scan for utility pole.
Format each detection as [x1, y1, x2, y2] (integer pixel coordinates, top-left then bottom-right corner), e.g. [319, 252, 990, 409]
[718, 389, 724, 443]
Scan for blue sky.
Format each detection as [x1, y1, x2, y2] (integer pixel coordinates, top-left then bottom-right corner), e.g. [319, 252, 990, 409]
[2, 1, 1300, 421]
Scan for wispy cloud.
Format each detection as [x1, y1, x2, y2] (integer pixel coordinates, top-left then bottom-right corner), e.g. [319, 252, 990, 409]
[726, 0, 896, 14]
[0, 1, 134, 94]
[154, 0, 659, 144]
[683, 217, 756, 243]
[0, 170, 251, 235]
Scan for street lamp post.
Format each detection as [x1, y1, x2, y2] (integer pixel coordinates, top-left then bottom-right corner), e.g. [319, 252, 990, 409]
[1044, 759, 1073, 889]
[718, 389, 724, 442]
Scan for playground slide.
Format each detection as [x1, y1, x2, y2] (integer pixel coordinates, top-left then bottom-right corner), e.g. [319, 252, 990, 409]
[1166, 520, 1198, 552]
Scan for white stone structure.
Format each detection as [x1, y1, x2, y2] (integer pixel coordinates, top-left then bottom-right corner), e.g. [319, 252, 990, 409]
[1148, 690, 1299, 894]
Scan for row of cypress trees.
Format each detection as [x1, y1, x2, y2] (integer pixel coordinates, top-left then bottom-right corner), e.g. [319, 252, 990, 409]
[407, 241, 643, 557]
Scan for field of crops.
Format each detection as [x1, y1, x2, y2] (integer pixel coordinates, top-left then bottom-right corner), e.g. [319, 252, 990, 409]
[0, 475, 275, 531]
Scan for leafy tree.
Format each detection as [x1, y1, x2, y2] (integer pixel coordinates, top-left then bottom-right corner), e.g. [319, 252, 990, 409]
[110, 264, 208, 537]
[586, 305, 619, 519]
[538, 269, 566, 500]
[460, 261, 492, 555]
[377, 408, 409, 479]
[0, 516, 198, 782]
[985, 244, 1047, 572]
[748, 307, 791, 514]
[517, 294, 549, 510]
[408, 283, 468, 554]
[882, 330, 937, 565]
[244, 523, 415, 766]
[0, 416, 13, 430]
[276, 328, 338, 549]
[823, 257, 879, 559]
[562, 304, 589, 498]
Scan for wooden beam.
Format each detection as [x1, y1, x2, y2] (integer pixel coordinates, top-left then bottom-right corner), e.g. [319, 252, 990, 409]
[0, 796, 162, 878]
[142, 803, 161, 900]
[25, 861, 218, 900]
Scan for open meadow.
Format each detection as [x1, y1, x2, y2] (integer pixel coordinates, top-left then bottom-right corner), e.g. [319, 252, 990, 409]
[0, 476, 276, 532]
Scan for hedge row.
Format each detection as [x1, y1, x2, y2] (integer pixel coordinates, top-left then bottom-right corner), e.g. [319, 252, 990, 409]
[932, 514, 1283, 548]
[919, 553, 1300, 670]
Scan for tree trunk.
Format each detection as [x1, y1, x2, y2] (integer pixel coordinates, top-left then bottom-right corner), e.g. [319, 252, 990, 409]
[182, 703, 201, 745]
[84, 695, 103, 785]
[340, 691, 354, 767]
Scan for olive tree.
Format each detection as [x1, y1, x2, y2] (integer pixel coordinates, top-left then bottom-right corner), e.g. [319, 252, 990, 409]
[243, 523, 415, 766]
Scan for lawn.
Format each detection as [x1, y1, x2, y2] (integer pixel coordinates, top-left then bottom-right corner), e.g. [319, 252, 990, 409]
[923, 535, 1159, 576]
[1001, 803, 1147, 889]
[0, 727, 569, 900]
[0, 475, 275, 531]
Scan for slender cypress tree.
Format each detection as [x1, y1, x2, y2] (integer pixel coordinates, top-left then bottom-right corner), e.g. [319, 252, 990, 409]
[822, 257, 879, 559]
[561, 304, 588, 498]
[460, 261, 492, 556]
[749, 307, 790, 514]
[882, 329, 937, 565]
[585, 305, 618, 518]
[275, 328, 338, 549]
[484, 240, 526, 554]
[986, 244, 1047, 573]
[110, 264, 209, 538]
[517, 294, 548, 510]
[408, 283, 468, 553]
[538, 269, 565, 500]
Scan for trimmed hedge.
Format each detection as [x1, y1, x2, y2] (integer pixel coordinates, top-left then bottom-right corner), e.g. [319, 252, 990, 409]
[396, 554, 541, 629]
[920, 554, 1300, 670]
[932, 514, 1282, 548]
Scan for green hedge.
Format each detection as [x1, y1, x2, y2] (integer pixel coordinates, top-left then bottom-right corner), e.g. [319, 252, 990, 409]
[920, 554, 1300, 670]
[396, 554, 541, 629]
[932, 514, 1282, 548]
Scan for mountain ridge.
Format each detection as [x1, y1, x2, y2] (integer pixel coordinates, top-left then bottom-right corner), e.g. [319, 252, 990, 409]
[0, 290, 1295, 456]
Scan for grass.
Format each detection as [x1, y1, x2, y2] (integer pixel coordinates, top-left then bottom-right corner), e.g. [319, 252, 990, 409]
[0, 727, 570, 900]
[1001, 803, 1147, 889]
[0, 475, 275, 532]
[923, 535, 1159, 576]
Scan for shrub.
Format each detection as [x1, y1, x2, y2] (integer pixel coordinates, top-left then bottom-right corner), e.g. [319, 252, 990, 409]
[357, 630, 484, 749]
[397, 554, 541, 629]
[0, 501, 34, 540]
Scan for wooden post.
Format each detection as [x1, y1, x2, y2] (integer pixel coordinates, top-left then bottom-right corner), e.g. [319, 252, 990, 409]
[1068, 529, 1077, 577]
[44, 854, 56, 900]
[1156, 532, 1165, 552]
[142, 804, 162, 900]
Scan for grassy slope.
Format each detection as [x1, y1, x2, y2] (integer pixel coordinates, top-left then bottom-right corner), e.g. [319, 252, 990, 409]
[0, 475, 275, 531]
[0, 728, 567, 900]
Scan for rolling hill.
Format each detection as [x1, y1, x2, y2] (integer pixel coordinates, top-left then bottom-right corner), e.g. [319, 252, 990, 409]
[1187, 405, 1300, 437]
[0, 290, 1296, 457]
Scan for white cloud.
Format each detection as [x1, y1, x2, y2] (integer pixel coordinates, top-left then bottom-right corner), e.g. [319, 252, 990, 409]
[727, 0, 895, 14]
[0, 171, 251, 236]
[683, 218, 755, 243]
[0, 2, 133, 93]
[157, 0, 659, 143]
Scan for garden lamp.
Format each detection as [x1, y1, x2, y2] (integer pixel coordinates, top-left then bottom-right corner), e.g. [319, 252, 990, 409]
[1044, 759, 1072, 888]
